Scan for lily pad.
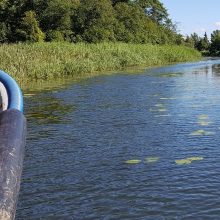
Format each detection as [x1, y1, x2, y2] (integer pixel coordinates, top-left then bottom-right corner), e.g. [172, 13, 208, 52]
[160, 97, 176, 100]
[198, 121, 212, 126]
[175, 159, 192, 165]
[158, 108, 167, 112]
[125, 159, 141, 164]
[145, 157, 160, 163]
[190, 130, 215, 136]
[191, 105, 201, 108]
[155, 104, 164, 107]
[187, 157, 203, 161]
[198, 114, 209, 120]
[154, 114, 171, 117]
[175, 157, 204, 165]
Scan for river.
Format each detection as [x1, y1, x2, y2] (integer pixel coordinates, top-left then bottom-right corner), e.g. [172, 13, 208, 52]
[16, 59, 220, 219]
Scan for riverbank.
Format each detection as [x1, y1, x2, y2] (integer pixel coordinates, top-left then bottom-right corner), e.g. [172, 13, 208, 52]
[0, 42, 201, 83]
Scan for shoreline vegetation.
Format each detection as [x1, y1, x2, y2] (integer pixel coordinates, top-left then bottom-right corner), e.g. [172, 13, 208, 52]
[0, 42, 201, 86]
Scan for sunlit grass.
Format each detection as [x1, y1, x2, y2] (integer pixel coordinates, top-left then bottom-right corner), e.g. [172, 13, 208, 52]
[0, 42, 201, 84]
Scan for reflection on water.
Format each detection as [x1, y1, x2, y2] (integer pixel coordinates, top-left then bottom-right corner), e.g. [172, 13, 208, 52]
[17, 59, 220, 219]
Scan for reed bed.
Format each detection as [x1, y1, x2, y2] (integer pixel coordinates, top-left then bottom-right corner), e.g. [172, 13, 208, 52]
[0, 42, 201, 82]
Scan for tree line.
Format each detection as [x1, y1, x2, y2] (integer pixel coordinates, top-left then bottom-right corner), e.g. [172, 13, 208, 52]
[1, 0, 220, 56]
[185, 31, 220, 56]
[0, 0, 184, 44]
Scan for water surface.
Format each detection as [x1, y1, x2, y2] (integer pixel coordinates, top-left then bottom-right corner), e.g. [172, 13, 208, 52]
[17, 59, 220, 219]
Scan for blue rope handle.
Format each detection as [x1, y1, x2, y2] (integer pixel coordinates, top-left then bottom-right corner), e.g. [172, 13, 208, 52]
[0, 70, 23, 112]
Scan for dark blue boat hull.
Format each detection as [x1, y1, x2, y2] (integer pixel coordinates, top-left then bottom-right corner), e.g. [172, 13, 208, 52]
[0, 109, 26, 220]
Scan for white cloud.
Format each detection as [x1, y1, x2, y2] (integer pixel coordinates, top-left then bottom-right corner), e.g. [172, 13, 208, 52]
[194, 28, 206, 33]
[215, 21, 220, 27]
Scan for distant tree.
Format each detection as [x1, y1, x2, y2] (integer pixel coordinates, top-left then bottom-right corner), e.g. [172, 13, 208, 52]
[189, 33, 201, 50]
[210, 30, 220, 55]
[185, 35, 195, 47]
[203, 32, 210, 50]
[197, 32, 210, 51]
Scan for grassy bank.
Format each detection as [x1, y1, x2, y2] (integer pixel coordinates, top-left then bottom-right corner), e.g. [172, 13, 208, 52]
[0, 42, 201, 83]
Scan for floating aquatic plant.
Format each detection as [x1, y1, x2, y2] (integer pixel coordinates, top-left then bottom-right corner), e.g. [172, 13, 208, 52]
[125, 159, 141, 164]
[24, 93, 35, 98]
[187, 157, 203, 161]
[145, 157, 160, 163]
[191, 105, 201, 108]
[198, 121, 212, 126]
[158, 108, 167, 112]
[175, 156, 203, 165]
[155, 104, 164, 107]
[175, 159, 192, 165]
[190, 129, 215, 136]
[159, 73, 183, 78]
[160, 97, 176, 100]
[198, 114, 209, 120]
[154, 114, 171, 117]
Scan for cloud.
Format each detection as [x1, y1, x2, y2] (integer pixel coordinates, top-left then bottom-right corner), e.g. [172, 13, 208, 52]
[215, 21, 220, 28]
[195, 28, 206, 32]
[193, 27, 206, 33]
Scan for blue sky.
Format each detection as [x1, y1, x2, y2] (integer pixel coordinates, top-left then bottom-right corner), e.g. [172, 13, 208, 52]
[161, 0, 220, 37]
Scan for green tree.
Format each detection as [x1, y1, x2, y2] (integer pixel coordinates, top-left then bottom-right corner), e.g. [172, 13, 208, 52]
[185, 35, 195, 48]
[189, 33, 201, 50]
[16, 10, 45, 42]
[114, 2, 160, 43]
[112, 0, 130, 6]
[202, 32, 210, 50]
[40, 0, 79, 42]
[0, 22, 10, 42]
[196, 32, 210, 51]
[134, 0, 169, 24]
[210, 30, 220, 55]
[73, 0, 116, 43]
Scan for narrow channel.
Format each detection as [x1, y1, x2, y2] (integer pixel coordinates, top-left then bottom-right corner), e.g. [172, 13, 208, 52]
[17, 59, 220, 219]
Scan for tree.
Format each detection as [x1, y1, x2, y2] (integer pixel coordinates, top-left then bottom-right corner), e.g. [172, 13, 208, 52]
[197, 32, 210, 51]
[0, 0, 184, 45]
[189, 33, 201, 50]
[16, 10, 45, 42]
[0, 22, 10, 43]
[73, 0, 116, 43]
[112, 0, 130, 6]
[134, 0, 169, 25]
[210, 30, 220, 55]
[40, 0, 79, 42]
[185, 35, 195, 48]
[114, 2, 159, 43]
